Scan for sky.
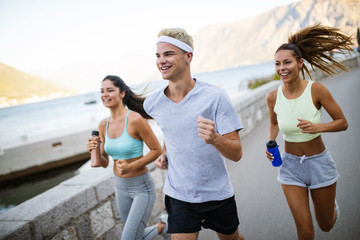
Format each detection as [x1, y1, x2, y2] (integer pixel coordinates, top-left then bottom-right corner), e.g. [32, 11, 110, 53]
[0, 0, 297, 93]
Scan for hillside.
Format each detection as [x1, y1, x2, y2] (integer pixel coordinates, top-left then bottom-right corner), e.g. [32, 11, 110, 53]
[0, 62, 74, 107]
[191, 0, 360, 74]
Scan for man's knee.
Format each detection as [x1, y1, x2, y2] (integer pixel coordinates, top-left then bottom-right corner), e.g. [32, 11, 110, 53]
[171, 232, 199, 240]
[217, 229, 245, 240]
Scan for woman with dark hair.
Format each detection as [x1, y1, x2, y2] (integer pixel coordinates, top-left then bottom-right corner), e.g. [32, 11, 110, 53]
[86, 75, 169, 240]
[265, 24, 354, 240]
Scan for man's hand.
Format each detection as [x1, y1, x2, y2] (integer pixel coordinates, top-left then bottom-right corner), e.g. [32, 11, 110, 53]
[155, 154, 168, 170]
[197, 116, 217, 144]
[198, 116, 242, 162]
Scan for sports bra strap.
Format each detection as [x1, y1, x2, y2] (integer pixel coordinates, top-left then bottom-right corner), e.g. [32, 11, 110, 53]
[106, 117, 109, 136]
[106, 110, 131, 136]
[124, 110, 131, 131]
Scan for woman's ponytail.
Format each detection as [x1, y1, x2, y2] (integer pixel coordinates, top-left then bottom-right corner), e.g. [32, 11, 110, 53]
[276, 24, 354, 79]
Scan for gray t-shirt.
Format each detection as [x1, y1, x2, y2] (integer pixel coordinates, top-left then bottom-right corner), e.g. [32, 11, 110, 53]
[144, 80, 243, 203]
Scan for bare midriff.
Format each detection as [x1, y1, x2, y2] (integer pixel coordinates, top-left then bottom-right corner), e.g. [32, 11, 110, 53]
[113, 156, 148, 178]
[284, 135, 325, 157]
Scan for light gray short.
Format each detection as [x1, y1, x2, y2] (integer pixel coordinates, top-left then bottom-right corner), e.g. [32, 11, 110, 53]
[277, 148, 339, 189]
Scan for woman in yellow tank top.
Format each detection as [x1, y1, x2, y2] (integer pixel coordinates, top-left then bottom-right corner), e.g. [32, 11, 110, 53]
[266, 24, 353, 240]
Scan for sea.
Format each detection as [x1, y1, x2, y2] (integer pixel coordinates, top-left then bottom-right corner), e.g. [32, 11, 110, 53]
[0, 60, 275, 213]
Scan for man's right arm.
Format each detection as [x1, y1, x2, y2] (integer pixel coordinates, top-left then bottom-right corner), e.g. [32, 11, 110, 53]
[197, 116, 242, 162]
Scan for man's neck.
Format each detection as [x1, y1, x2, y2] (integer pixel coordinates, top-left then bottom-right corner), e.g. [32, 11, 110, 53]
[165, 76, 195, 103]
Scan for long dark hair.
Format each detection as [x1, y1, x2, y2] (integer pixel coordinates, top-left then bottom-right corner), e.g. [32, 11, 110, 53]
[276, 24, 354, 79]
[102, 75, 151, 119]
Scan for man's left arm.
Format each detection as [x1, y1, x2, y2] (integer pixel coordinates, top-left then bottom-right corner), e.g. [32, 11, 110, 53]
[197, 116, 242, 162]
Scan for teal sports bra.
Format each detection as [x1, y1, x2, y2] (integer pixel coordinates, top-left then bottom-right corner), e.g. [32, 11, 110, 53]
[104, 110, 143, 160]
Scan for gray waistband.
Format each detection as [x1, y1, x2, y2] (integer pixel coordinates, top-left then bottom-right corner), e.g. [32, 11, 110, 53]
[113, 171, 151, 184]
[283, 148, 329, 164]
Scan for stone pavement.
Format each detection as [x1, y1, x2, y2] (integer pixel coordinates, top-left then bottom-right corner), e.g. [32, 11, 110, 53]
[199, 67, 360, 240]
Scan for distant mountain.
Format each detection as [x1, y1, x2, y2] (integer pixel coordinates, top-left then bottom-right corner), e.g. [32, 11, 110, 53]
[0, 62, 74, 107]
[191, 0, 360, 74]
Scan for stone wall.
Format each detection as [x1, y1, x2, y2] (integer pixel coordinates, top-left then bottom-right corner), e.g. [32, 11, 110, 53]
[1, 55, 358, 240]
[0, 162, 166, 240]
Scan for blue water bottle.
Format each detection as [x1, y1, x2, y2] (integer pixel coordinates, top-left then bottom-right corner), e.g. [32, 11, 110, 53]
[266, 140, 282, 167]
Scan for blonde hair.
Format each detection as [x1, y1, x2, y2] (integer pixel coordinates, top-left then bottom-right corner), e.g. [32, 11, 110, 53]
[276, 24, 354, 79]
[158, 28, 194, 51]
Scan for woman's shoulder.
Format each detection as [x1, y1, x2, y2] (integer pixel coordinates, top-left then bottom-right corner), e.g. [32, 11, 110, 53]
[310, 81, 329, 95]
[99, 117, 108, 126]
[98, 118, 108, 136]
[310, 81, 333, 102]
[128, 110, 145, 125]
[127, 110, 149, 135]
[128, 110, 142, 120]
[310, 80, 325, 90]
[266, 88, 278, 104]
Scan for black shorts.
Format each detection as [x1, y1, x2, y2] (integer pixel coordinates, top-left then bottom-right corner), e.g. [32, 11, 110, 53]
[165, 195, 239, 235]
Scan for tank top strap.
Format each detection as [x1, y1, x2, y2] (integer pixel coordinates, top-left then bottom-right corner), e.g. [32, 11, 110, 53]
[306, 80, 314, 93]
[274, 85, 283, 113]
[105, 117, 110, 137]
[124, 110, 131, 133]
[277, 84, 282, 97]
[300, 80, 314, 101]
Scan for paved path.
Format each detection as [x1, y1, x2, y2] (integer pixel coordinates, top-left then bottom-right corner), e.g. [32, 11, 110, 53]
[199, 67, 360, 240]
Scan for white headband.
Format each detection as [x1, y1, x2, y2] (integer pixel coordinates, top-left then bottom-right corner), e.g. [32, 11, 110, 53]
[156, 36, 193, 53]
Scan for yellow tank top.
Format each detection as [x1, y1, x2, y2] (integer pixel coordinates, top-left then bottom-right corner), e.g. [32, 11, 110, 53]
[274, 80, 322, 142]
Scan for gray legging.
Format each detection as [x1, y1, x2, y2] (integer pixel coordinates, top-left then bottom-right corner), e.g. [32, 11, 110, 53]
[114, 171, 158, 240]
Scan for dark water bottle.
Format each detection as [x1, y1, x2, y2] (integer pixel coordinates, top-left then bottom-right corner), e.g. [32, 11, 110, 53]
[90, 130, 101, 167]
[266, 140, 282, 167]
